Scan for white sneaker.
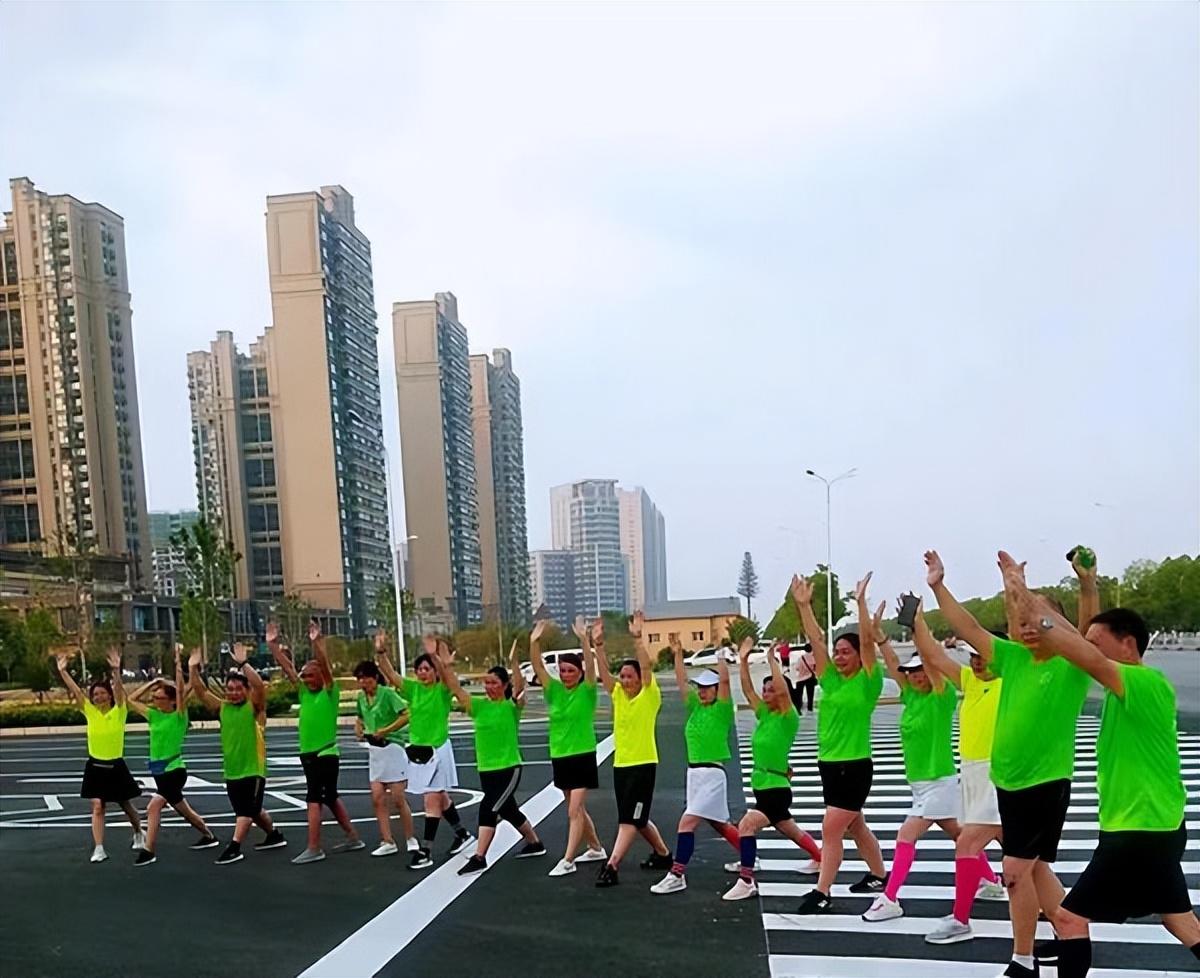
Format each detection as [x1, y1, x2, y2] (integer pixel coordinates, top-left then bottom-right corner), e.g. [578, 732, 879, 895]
[862, 894, 904, 922]
[976, 879, 1006, 901]
[722, 877, 758, 901]
[725, 859, 761, 873]
[576, 847, 607, 863]
[131, 831, 146, 851]
[548, 858, 577, 877]
[925, 915, 974, 944]
[650, 872, 687, 894]
[799, 858, 820, 874]
[90, 845, 108, 864]
[406, 837, 421, 853]
[372, 841, 399, 858]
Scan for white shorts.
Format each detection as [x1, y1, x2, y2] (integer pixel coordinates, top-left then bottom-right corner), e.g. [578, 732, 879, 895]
[684, 766, 730, 823]
[367, 742, 409, 784]
[960, 758, 1001, 825]
[909, 774, 962, 820]
[405, 739, 459, 794]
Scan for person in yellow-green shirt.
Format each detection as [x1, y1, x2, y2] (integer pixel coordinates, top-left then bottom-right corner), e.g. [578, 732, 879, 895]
[55, 646, 144, 864]
[267, 619, 362, 865]
[592, 611, 672, 888]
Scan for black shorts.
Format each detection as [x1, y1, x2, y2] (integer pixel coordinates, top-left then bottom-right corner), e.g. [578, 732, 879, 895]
[300, 752, 340, 806]
[753, 787, 794, 825]
[226, 775, 266, 818]
[818, 758, 873, 812]
[613, 763, 656, 828]
[997, 779, 1071, 861]
[1062, 822, 1192, 922]
[80, 757, 141, 803]
[551, 751, 599, 791]
[152, 768, 188, 805]
[478, 765, 525, 829]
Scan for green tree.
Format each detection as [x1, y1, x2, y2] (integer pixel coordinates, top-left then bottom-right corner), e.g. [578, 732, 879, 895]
[0, 610, 26, 683]
[763, 566, 847, 640]
[15, 607, 62, 702]
[83, 611, 123, 680]
[737, 551, 760, 618]
[726, 616, 760, 647]
[172, 519, 240, 663]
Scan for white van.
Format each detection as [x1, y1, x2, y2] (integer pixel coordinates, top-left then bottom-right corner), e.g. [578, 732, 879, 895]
[519, 649, 583, 687]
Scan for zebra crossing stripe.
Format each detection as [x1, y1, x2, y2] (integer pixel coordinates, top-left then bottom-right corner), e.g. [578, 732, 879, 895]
[767, 955, 1200, 978]
[757, 882, 1200, 903]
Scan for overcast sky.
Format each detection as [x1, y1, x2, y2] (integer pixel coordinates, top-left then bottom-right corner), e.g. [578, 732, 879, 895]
[2, 2, 1196, 614]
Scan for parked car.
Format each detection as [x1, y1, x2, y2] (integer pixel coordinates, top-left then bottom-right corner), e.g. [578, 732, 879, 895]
[684, 648, 720, 668]
[518, 649, 583, 686]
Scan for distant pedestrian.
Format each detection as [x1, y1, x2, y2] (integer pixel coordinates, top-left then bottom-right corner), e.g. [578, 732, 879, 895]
[791, 643, 817, 714]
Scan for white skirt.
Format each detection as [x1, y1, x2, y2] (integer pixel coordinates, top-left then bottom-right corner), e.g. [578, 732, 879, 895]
[960, 758, 1001, 825]
[367, 742, 410, 784]
[405, 739, 459, 794]
[909, 774, 962, 820]
[684, 766, 730, 823]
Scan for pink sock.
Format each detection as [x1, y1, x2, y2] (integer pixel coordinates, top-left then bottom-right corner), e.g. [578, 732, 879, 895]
[797, 831, 822, 863]
[977, 851, 998, 884]
[953, 855, 987, 923]
[720, 824, 740, 850]
[884, 840, 915, 901]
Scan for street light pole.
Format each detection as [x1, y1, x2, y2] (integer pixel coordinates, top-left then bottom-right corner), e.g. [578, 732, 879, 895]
[804, 468, 857, 644]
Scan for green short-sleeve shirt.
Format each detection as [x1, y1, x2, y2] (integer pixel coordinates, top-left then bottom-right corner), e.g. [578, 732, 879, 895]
[817, 666, 883, 762]
[899, 683, 958, 782]
[751, 701, 800, 790]
[298, 685, 340, 757]
[357, 686, 409, 745]
[146, 707, 188, 772]
[684, 690, 734, 764]
[402, 678, 452, 748]
[543, 678, 598, 758]
[468, 695, 523, 772]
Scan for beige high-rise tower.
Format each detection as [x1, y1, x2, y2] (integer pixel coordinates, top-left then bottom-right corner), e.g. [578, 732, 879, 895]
[0, 178, 150, 583]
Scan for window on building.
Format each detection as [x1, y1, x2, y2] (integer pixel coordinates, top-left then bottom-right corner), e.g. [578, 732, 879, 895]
[244, 457, 275, 488]
[0, 439, 34, 480]
[0, 375, 29, 416]
[648, 633, 660, 644]
[692, 631, 704, 642]
[0, 502, 39, 543]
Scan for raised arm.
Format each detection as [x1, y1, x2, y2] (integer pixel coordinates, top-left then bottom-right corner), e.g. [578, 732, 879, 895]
[231, 643, 266, 714]
[54, 649, 85, 708]
[629, 611, 652, 689]
[912, 617, 963, 689]
[436, 642, 471, 713]
[737, 637, 761, 711]
[125, 679, 154, 718]
[529, 619, 553, 688]
[669, 633, 689, 702]
[579, 617, 596, 684]
[508, 639, 526, 703]
[925, 550, 996, 663]
[854, 573, 879, 676]
[765, 639, 788, 705]
[1072, 550, 1101, 634]
[106, 647, 127, 707]
[188, 648, 223, 712]
[791, 574, 830, 676]
[309, 619, 334, 688]
[266, 621, 299, 684]
[870, 600, 904, 686]
[591, 618, 614, 694]
[374, 631, 403, 690]
[716, 651, 731, 701]
[174, 646, 191, 708]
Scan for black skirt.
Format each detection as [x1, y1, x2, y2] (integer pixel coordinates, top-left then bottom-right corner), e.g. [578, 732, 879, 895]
[80, 757, 141, 803]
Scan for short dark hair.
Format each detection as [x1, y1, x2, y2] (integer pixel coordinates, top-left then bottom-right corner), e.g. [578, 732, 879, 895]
[557, 652, 583, 672]
[353, 660, 382, 681]
[225, 671, 249, 689]
[88, 679, 114, 701]
[1089, 608, 1150, 656]
[487, 665, 513, 699]
[412, 653, 435, 672]
[620, 658, 642, 678]
[835, 632, 861, 652]
[158, 681, 178, 703]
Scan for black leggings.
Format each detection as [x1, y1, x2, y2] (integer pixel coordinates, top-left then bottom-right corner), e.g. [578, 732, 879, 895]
[791, 678, 816, 713]
[478, 765, 528, 830]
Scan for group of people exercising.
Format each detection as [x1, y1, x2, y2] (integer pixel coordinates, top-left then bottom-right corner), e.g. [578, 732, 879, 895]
[54, 545, 1196, 978]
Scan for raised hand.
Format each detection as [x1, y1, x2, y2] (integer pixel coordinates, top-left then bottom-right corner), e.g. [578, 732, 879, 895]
[943, 635, 958, 649]
[738, 635, 754, 659]
[854, 572, 873, 602]
[188, 649, 203, 671]
[230, 643, 249, 666]
[105, 646, 121, 670]
[374, 630, 389, 655]
[570, 616, 586, 641]
[629, 610, 644, 639]
[422, 634, 438, 657]
[997, 550, 1027, 589]
[265, 621, 279, 645]
[591, 618, 605, 644]
[308, 619, 322, 643]
[924, 550, 945, 587]
[668, 633, 683, 655]
[530, 619, 548, 643]
[870, 600, 887, 643]
[790, 574, 814, 606]
[54, 651, 70, 671]
[1070, 548, 1098, 584]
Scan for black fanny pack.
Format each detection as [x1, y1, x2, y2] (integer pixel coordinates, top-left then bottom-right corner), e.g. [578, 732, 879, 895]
[405, 744, 435, 764]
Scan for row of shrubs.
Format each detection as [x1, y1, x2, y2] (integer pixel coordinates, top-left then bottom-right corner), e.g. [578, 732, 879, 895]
[0, 686, 299, 728]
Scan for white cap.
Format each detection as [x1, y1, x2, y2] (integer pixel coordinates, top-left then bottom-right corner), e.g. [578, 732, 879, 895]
[691, 669, 721, 687]
[897, 653, 925, 672]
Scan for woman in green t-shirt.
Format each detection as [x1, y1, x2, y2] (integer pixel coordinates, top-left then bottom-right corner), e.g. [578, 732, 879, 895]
[55, 646, 144, 864]
[354, 650, 416, 858]
[377, 634, 474, 870]
[722, 641, 823, 901]
[125, 646, 219, 865]
[442, 640, 545, 874]
[792, 572, 888, 915]
[532, 617, 608, 878]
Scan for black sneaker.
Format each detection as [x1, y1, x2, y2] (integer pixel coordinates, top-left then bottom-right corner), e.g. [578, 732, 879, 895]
[447, 831, 474, 856]
[190, 834, 220, 850]
[254, 829, 287, 851]
[214, 843, 244, 866]
[595, 863, 620, 888]
[796, 889, 833, 915]
[640, 851, 673, 871]
[848, 872, 886, 894]
[409, 848, 434, 871]
[134, 848, 156, 867]
[515, 842, 547, 859]
[457, 855, 487, 876]
[1003, 962, 1038, 978]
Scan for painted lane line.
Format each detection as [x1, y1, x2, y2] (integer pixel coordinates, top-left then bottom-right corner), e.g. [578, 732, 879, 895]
[42, 794, 62, 811]
[298, 734, 617, 978]
[756, 857, 1200, 875]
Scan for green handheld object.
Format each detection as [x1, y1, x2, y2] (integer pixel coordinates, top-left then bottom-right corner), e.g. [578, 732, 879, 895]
[1067, 545, 1096, 569]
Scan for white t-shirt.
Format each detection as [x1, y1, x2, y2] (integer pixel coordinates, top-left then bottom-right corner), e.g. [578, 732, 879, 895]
[791, 651, 816, 683]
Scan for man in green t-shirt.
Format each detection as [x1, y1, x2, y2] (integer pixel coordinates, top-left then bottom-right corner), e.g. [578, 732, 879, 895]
[928, 549, 1098, 978]
[268, 620, 363, 865]
[1004, 588, 1200, 977]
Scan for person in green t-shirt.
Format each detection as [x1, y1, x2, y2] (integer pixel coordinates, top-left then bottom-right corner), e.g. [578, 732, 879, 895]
[190, 644, 286, 865]
[649, 633, 739, 895]
[863, 597, 965, 923]
[268, 620, 363, 865]
[376, 633, 474, 870]
[354, 651, 416, 858]
[791, 572, 888, 916]
[721, 639, 824, 903]
[441, 639, 545, 875]
[54, 645, 144, 864]
[1005, 587, 1200, 976]
[124, 645, 219, 864]
[928, 548, 1098, 976]
[592, 612, 673, 888]
[534, 617, 608, 878]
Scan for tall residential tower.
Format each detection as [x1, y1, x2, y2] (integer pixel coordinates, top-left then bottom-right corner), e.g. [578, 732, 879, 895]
[618, 486, 668, 609]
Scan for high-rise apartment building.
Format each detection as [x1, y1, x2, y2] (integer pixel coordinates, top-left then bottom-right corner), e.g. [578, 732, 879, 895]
[528, 549, 575, 629]
[470, 349, 530, 626]
[393, 292, 483, 629]
[148, 510, 199, 597]
[618, 486, 668, 610]
[550, 483, 572, 551]
[0, 178, 150, 583]
[551, 479, 627, 619]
